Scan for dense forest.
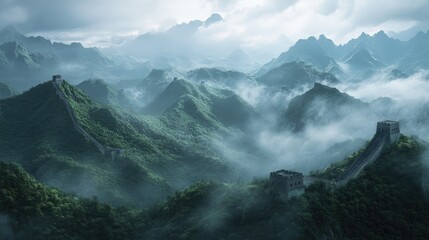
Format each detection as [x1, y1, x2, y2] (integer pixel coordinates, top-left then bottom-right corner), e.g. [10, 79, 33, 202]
[1, 135, 428, 239]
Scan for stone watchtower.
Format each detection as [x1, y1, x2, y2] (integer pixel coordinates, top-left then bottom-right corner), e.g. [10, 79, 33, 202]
[269, 170, 304, 192]
[376, 120, 400, 145]
[52, 74, 63, 84]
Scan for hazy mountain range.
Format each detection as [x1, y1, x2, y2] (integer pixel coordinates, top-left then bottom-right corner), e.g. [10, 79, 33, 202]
[1, 19, 429, 239]
[257, 30, 429, 78]
[1, 22, 429, 94]
[0, 26, 151, 91]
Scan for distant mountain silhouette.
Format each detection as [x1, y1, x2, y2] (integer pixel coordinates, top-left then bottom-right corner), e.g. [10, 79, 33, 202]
[256, 61, 339, 91]
[256, 36, 337, 76]
[398, 31, 429, 72]
[120, 14, 223, 59]
[0, 26, 150, 90]
[258, 30, 429, 78]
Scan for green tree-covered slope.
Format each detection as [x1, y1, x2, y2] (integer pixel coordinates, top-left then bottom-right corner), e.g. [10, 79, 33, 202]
[1, 135, 427, 239]
[0, 162, 142, 240]
[138, 136, 429, 239]
[0, 79, 250, 207]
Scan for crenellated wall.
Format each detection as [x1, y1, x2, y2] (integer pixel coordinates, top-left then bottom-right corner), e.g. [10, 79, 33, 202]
[52, 79, 123, 160]
[337, 120, 400, 184]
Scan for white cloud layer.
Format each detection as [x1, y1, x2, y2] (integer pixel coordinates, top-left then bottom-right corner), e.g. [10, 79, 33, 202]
[1, 0, 429, 49]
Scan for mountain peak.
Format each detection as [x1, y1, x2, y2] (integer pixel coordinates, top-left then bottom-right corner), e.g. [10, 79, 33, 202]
[374, 30, 388, 38]
[314, 82, 332, 89]
[205, 13, 223, 27]
[410, 30, 428, 41]
[284, 82, 369, 132]
[358, 32, 370, 39]
[317, 34, 336, 47]
[307, 36, 318, 42]
[319, 34, 328, 40]
[311, 82, 342, 95]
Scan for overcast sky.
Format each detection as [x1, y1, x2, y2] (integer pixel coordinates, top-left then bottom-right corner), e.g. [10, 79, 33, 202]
[1, 0, 429, 48]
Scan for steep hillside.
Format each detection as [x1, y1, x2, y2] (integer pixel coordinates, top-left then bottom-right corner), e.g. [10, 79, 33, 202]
[0, 80, 241, 207]
[137, 68, 182, 103]
[343, 48, 385, 72]
[256, 36, 337, 76]
[0, 81, 171, 206]
[76, 79, 132, 108]
[3, 135, 428, 239]
[256, 61, 339, 91]
[283, 83, 372, 132]
[143, 79, 255, 131]
[0, 82, 18, 99]
[138, 136, 429, 240]
[398, 30, 429, 73]
[303, 136, 429, 239]
[0, 162, 141, 240]
[0, 42, 53, 89]
[342, 31, 406, 64]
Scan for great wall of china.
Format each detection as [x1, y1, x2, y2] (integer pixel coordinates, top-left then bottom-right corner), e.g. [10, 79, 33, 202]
[336, 120, 400, 183]
[272, 120, 401, 191]
[51, 74, 400, 184]
[51, 75, 123, 160]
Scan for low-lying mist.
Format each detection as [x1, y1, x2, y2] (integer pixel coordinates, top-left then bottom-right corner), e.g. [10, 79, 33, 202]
[211, 69, 429, 179]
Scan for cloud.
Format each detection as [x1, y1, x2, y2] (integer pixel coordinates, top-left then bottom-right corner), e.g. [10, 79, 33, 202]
[0, 0, 428, 52]
[334, 70, 429, 141]
[338, 70, 429, 103]
[0, 5, 27, 24]
[213, 69, 429, 179]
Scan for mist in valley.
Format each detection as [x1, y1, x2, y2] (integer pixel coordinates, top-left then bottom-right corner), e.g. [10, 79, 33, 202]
[2, 1, 429, 238]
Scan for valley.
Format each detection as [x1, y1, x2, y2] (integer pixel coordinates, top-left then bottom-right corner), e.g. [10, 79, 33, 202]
[1, 2, 429, 239]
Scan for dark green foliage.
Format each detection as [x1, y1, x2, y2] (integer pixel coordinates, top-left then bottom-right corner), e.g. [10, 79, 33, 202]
[2, 134, 428, 239]
[144, 79, 255, 131]
[303, 135, 429, 239]
[76, 79, 117, 105]
[0, 80, 244, 207]
[311, 145, 367, 180]
[137, 136, 429, 240]
[0, 162, 141, 240]
[139, 180, 306, 240]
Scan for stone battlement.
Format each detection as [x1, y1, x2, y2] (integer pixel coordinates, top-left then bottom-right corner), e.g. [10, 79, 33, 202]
[338, 120, 400, 183]
[51, 75, 124, 160]
[269, 169, 304, 192]
[277, 121, 402, 189]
